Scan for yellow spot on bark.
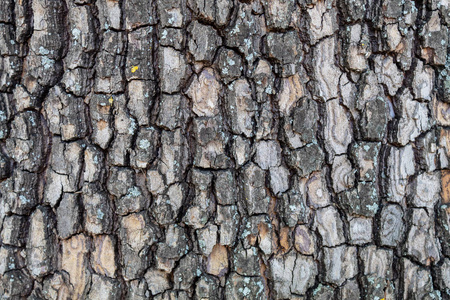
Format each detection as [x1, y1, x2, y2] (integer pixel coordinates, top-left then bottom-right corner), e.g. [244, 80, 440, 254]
[108, 97, 114, 104]
[131, 66, 139, 73]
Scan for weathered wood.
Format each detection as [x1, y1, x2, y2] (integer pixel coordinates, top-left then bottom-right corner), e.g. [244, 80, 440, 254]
[0, 0, 449, 298]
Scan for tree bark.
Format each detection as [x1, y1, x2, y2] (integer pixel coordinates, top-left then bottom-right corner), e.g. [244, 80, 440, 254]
[1, 0, 450, 299]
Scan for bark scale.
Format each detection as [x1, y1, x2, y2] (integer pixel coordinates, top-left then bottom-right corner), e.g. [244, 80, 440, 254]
[0, 0, 450, 299]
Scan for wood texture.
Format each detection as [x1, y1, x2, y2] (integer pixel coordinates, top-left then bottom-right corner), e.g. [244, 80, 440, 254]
[1, 0, 450, 299]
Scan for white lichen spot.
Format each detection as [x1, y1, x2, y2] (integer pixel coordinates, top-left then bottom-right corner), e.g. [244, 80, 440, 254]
[97, 209, 104, 220]
[72, 28, 81, 40]
[128, 119, 137, 135]
[41, 56, 55, 69]
[139, 139, 151, 149]
[39, 46, 50, 55]
[366, 203, 379, 212]
[127, 186, 142, 197]
[19, 195, 30, 204]
[242, 286, 251, 296]
[316, 188, 323, 198]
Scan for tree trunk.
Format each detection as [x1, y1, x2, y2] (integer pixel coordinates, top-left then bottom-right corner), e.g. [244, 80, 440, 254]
[1, 0, 450, 298]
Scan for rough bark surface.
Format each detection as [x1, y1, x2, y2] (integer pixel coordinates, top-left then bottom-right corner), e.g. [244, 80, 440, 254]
[1, 0, 450, 299]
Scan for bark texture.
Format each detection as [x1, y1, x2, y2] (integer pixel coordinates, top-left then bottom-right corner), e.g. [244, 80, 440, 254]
[1, 0, 450, 299]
